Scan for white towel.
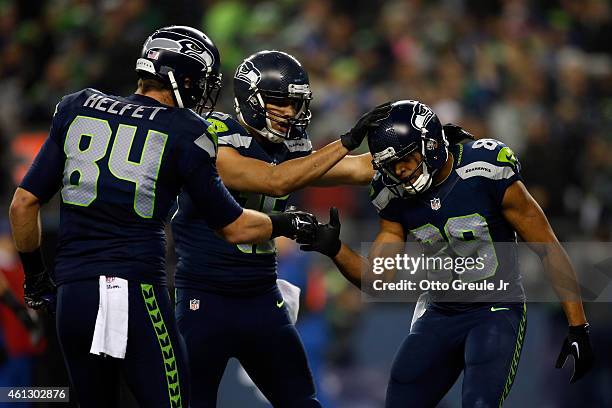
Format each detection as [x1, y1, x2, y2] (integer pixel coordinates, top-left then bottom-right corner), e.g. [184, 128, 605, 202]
[277, 279, 301, 324]
[90, 276, 129, 359]
[410, 292, 430, 332]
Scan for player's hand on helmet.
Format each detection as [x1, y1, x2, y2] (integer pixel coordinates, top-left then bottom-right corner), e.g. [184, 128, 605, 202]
[443, 123, 475, 145]
[341, 102, 393, 151]
[555, 323, 593, 383]
[23, 271, 56, 313]
[299, 207, 342, 258]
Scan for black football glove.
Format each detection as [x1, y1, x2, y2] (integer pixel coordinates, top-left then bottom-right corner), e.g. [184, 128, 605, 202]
[270, 207, 318, 242]
[19, 249, 57, 312]
[299, 207, 342, 258]
[555, 323, 593, 383]
[443, 123, 475, 145]
[24, 271, 56, 312]
[341, 102, 392, 151]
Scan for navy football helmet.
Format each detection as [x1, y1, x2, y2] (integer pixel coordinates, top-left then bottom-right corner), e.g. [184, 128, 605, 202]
[368, 100, 449, 196]
[135, 26, 222, 115]
[234, 50, 312, 143]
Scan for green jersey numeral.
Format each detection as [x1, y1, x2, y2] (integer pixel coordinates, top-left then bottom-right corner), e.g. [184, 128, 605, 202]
[61, 115, 168, 218]
[409, 213, 498, 282]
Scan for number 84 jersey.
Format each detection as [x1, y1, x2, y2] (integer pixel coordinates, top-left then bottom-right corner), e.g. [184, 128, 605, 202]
[369, 140, 526, 311]
[20, 89, 238, 286]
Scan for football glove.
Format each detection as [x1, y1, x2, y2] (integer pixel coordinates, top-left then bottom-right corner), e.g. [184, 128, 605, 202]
[24, 271, 56, 312]
[555, 323, 593, 383]
[270, 207, 318, 242]
[341, 102, 392, 151]
[299, 207, 342, 258]
[443, 123, 475, 145]
[19, 249, 56, 312]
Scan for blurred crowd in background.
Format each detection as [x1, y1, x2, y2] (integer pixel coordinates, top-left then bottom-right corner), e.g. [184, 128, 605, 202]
[0, 0, 611, 407]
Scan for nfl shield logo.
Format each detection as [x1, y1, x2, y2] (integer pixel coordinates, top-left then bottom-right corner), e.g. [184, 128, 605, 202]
[430, 198, 441, 211]
[189, 299, 200, 311]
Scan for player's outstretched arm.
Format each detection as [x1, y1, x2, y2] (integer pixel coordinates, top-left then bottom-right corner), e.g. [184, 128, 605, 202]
[502, 180, 593, 382]
[183, 160, 318, 244]
[300, 208, 405, 289]
[312, 153, 376, 186]
[217, 103, 391, 196]
[216, 208, 317, 245]
[217, 140, 350, 196]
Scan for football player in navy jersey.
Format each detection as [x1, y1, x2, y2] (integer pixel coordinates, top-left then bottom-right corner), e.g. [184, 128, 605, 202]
[9, 27, 316, 408]
[172, 50, 390, 407]
[300, 100, 593, 407]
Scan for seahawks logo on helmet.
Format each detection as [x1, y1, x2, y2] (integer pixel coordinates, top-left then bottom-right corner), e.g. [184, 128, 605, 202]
[234, 60, 261, 87]
[411, 101, 434, 130]
[145, 37, 214, 68]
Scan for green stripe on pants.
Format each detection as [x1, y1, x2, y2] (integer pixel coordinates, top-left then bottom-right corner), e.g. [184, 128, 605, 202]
[498, 303, 527, 407]
[141, 283, 182, 408]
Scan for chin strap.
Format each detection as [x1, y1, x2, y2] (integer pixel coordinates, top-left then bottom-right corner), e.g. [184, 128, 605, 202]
[168, 70, 184, 108]
[403, 164, 433, 195]
[403, 130, 434, 194]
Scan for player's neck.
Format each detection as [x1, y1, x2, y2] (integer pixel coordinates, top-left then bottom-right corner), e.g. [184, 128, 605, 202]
[433, 152, 454, 186]
[135, 89, 175, 107]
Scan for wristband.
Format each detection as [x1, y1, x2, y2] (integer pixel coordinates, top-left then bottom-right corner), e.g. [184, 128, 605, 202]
[569, 323, 589, 334]
[269, 213, 294, 239]
[18, 248, 45, 278]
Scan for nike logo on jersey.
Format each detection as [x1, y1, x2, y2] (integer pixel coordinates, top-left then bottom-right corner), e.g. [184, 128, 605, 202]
[571, 341, 580, 359]
[276, 300, 285, 308]
[490, 306, 510, 312]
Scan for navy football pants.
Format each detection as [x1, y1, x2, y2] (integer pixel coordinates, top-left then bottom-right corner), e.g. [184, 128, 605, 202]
[176, 286, 321, 408]
[56, 279, 190, 408]
[386, 303, 526, 408]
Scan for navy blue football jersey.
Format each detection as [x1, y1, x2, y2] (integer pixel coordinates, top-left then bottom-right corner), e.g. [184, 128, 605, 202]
[370, 139, 526, 310]
[172, 111, 313, 294]
[21, 89, 243, 285]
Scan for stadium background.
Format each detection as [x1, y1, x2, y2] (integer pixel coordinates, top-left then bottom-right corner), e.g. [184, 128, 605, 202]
[0, 0, 611, 406]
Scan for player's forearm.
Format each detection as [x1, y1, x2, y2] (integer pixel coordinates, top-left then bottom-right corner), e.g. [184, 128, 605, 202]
[271, 140, 349, 194]
[332, 243, 367, 289]
[539, 243, 587, 326]
[9, 188, 42, 252]
[314, 153, 375, 186]
[218, 209, 273, 244]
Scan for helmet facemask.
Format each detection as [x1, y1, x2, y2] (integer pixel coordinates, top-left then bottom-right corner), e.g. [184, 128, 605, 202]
[193, 71, 222, 117]
[246, 85, 312, 143]
[372, 128, 445, 197]
[167, 69, 222, 117]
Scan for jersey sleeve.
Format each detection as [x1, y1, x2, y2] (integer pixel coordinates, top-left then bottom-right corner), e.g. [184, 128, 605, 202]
[369, 172, 402, 223]
[175, 112, 221, 177]
[177, 118, 243, 229]
[491, 143, 522, 204]
[19, 97, 70, 202]
[456, 139, 523, 205]
[208, 112, 252, 150]
[183, 161, 243, 230]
